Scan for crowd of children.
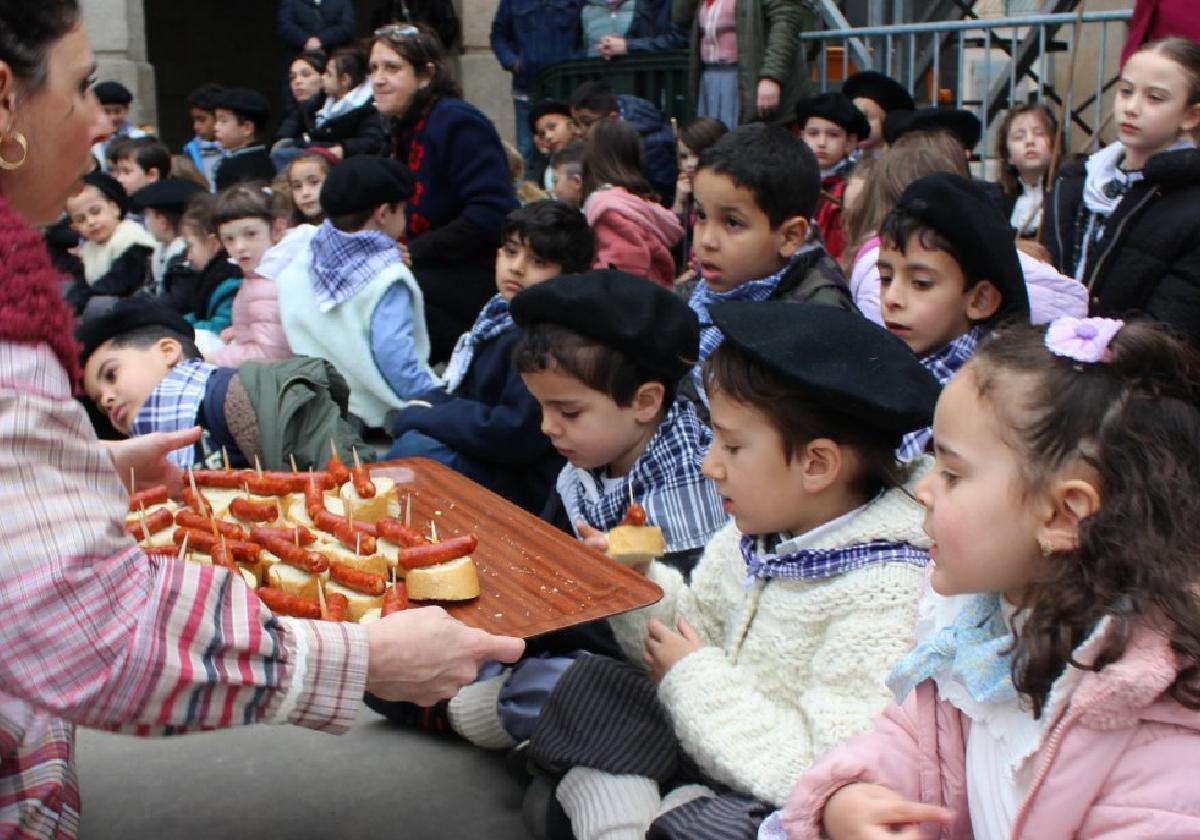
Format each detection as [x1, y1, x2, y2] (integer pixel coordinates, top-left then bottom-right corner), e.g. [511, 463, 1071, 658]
[43, 28, 1200, 840]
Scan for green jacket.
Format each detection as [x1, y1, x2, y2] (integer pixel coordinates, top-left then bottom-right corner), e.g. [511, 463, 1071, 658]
[673, 0, 814, 124]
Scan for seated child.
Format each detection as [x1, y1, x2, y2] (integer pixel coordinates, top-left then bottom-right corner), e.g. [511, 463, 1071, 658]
[997, 103, 1057, 238]
[771, 318, 1200, 840]
[276, 156, 438, 428]
[520, 301, 940, 840]
[877, 172, 1030, 460]
[175, 193, 243, 340]
[679, 124, 853, 410]
[530, 99, 581, 193]
[550, 141, 585, 210]
[64, 171, 156, 316]
[130, 176, 206, 297]
[505, 140, 549, 205]
[111, 137, 170, 200]
[569, 81, 677, 202]
[80, 295, 364, 469]
[182, 83, 226, 189]
[90, 80, 147, 172]
[206, 184, 292, 366]
[212, 88, 276, 190]
[285, 150, 334, 227]
[841, 70, 915, 158]
[794, 92, 870, 262]
[386, 200, 592, 513]
[673, 117, 728, 276]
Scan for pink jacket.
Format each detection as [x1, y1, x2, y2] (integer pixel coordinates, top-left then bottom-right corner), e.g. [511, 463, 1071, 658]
[585, 186, 683, 289]
[208, 274, 292, 366]
[781, 620, 1200, 839]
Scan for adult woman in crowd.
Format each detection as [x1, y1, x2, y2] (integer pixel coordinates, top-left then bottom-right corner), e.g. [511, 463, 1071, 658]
[0, 3, 523, 835]
[371, 24, 518, 363]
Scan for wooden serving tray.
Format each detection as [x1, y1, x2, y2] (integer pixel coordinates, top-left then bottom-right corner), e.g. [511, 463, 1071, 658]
[371, 458, 663, 638]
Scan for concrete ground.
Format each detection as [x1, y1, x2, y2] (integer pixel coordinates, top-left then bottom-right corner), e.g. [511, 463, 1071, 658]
[77, 708, 530, 839]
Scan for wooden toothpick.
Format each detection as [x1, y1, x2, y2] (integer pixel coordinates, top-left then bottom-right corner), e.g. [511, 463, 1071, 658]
[178, 531, 190, 562]
[253, 454, 264, 477]
[130, 467, 136, 496]
[429, 520, 438, 543]
[221, 446, 231, 471]
[289, 454, 299, 474]
[405, 492, 412, 527]
[317, 579, 327, 618]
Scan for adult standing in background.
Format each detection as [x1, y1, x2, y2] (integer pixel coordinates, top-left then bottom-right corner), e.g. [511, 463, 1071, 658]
[278, 0, 358, 55]
[1121, 0, 1200, 67]
[597, 0, 688, 58]
[370, 0, 462, 52]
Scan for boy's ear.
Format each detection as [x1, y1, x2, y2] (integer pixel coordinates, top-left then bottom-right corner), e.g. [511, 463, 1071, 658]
[631, 381, 666, 423]
[146, 168, 162, 184]
[156, 337, 185, 368]
[797, 437, 843, 495]
[965, 279, 1003, 321]
[778, 215, 810, 259]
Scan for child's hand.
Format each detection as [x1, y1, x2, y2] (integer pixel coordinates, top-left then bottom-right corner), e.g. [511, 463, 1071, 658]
[823, 782, 953, 840]
[643, 617, 704, 683]
[219, 327, 234, 342]
[575, 520, 609, 552]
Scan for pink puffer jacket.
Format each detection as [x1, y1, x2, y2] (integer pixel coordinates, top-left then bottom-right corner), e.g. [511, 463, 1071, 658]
[208, 274, 291, 366]
[585, 186, 683, 289]
[781, 620, 1200, 839]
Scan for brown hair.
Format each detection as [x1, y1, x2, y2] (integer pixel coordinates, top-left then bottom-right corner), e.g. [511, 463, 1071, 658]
[181, 191, 217, 237]
[679, 117, 728, 156]
[969, 321, 1200, 716]
[371, 22, 461, 120]
[284, 151, 332, 224]
[581, 118, 656, 203]
[213, 182, 277, 228]
[1135, 36, 1200, 105]
[170, 155, 209, 189]
[995, 103, 1058, 202]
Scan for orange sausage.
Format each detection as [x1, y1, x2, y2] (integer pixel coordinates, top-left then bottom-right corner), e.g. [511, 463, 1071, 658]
[257, 587, 321, 619]
[381, 581, 408, 615]
[329, 563, 386, 597]
[397, 535, 477, 570]
[128, 485, 169, 512]
[126, 507, 174, 540]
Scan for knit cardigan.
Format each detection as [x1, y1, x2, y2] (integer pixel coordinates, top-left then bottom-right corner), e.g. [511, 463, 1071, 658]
[609, 472, 930, 807]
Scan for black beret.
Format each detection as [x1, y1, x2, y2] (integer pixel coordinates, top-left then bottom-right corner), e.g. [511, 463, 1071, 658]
[893, 172, 1029, 322]
[709, 302, 940, 437]
[319, 156, 415, 216]
[884, 107, 981, 150]
[93, 81, 133, 106]
[212, 87, 271, 129]
[82, 170, 129, 217]
[842, 71, 915, 113]
[529, 99, 572, 133]
[131, 177, 207, 213]
[510, 268, 699, 382]
[794, 92, 871, 140]
[76, 295, 196, 366]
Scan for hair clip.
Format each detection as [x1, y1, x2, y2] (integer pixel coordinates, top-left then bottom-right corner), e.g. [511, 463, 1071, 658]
[1045, 316, 1124, 364]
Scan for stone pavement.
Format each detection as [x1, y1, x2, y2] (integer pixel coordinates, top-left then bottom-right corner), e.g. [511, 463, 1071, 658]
[77, 707, 530, 839]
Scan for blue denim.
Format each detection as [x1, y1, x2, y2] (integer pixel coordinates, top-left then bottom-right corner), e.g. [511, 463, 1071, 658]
[513, 96, 538, 177]
[386, 429, 495, 487]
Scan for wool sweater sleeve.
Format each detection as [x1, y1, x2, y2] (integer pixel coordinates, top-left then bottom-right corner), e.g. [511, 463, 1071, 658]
[609, 558, 688, 663]
[758, 0, 803, 84]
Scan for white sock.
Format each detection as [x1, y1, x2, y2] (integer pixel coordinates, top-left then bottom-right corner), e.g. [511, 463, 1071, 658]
[447, 670, 516, 750]
[556, 766, 661, 840]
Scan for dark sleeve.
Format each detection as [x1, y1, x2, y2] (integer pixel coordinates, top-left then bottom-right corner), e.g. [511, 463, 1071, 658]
[87, 245, 153, 299]
[318, 0, 357, 48]
[625, 22, 687, 52]
[490, 0, 519, 70]
[625, 0, 687, 52]
[431, 1, 461, 50]
[339, 107, 387, 158]
[274, 104, 306, 143]
[276, 0, 310, 51]
[409, 215, 490, 266]
[1142, 248, 1200, 351]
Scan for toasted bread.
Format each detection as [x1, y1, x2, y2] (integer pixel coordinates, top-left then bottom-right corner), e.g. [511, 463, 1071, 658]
[607, 525, 665, 569]
[267, 562, 321, 600]
[317, 545, 389, 578]
[338, 476, 395, 523]
[325, 579, 383, 621]
[405, 555, 480, 601]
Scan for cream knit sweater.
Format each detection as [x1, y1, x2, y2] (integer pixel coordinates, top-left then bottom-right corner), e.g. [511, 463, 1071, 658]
[610, 471, 931, 807]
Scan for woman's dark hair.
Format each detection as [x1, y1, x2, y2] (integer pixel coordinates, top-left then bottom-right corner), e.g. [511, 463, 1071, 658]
[581, 118, 655, 203]
[371, 23, 461, 119]
[293, 50, 327, 75]
[969, 320, 1200, 717]
[0, 0, 80, 88]
[702, 339, 904, 500]
[995, 102, 1058, 202]
[329, 46, 369, 90]
[679, 117, 728, 156]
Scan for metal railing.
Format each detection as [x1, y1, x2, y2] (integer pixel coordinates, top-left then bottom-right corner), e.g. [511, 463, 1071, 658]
[802, 9, 1132, 154]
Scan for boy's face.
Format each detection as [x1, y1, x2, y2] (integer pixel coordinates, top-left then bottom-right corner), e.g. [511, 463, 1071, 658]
[182, 223, 221, 271]
[495, 234, 563, 301]
[190, 107, 216, 141]
[535, 113, 578, 155]
[692, 169, 807, 293]
[569, 107, 611, 137]
[217, 217, 278, 274]
[522, 365, 662, 476]
[65, 185, 121, 245]
[801, 116, 854, 171]
[288, 158, 327, 220]
[84, 338, 182, 434]
[852, 97, 885, 151]
[552, 164, 583, 208]
[113, 156, 156, 196]
[143, 208, 175, 244]
[878, 232, 1000, 356]
[213, 109, 253, 151]
[102, 103, 130, 134]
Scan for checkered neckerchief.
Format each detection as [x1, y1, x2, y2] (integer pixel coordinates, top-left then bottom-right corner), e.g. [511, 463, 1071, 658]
[130, 358, 216, 468]
[441, 294, 513, 393]
[740, 533, 928, 581]
[309, 220, 403, 312]
[897, 326, 983, 461]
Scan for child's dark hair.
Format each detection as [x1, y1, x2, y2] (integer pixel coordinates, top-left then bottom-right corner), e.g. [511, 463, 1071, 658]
[329, 201, 401, 233]
[551, 139, 585, 170]
[568, 81, 618, 116]
[293, 49, 328, 76]
[107, 324, 202, 361]
[969, 320, 1200, 717]
[878, 204, 985, 298]
[514, 324, 675, 408]
[185, 83, 224, 113]
[502, 200, 595, 275]
[329, 46, 368, 90]
[702, 339, 903, 499]
[114, 137, 172, 180]
[996, 103, 1058, 202]
[105, 135, 134, 167]
[181, 191, 217, 237]
[582, 118, 655, 202]
[213, 183, 276, 228]
[679, 117, 728, 156]
[698, 124, 821, 225]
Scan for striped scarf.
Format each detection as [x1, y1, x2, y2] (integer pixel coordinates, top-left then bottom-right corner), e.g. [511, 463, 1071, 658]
[740, 534, 928, 582]
[897, 326, 982, 461]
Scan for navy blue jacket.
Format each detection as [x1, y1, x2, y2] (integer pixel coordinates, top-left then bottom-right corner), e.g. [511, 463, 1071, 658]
[391, 327, 563, 512]
[491, 0, 584, 93]
[624, 0, 687, 53]
[278, 0, 357, 52]
[617, 94, 677, 199]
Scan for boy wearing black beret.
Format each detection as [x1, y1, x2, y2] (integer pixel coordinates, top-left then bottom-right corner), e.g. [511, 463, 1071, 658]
[877, 171, 1031, 459]
[91, 80, 147, 172]
[132, 177, 206, 296]
[794, 92, 871, 262]
[529, 100, 580, 192]
[212, 88, 276, 190]
[275, 155, 439, 429]
[841, 70, 915, 156]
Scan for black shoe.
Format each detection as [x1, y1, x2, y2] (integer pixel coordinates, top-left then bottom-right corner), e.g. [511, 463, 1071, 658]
[363, 691, 452, 734]
[505, 740, 534, 788]
[523, 775, 574, 840]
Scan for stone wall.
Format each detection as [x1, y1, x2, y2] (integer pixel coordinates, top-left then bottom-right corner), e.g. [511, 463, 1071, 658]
[457, 0, 516, 146]
[80, 0, 157, 131]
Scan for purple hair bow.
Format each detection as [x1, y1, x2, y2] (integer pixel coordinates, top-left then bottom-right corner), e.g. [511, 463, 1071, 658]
[1045, 317, 1124, 364]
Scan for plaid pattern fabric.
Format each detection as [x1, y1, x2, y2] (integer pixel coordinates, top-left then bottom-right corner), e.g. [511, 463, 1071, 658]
[440, 294, 513, 393]
[557, 399, 727, 554]
[130, 358, 216, 469]
[309, 220, 403, 312]
[740, 534, 929, 581]
[897, 326, 983, 461]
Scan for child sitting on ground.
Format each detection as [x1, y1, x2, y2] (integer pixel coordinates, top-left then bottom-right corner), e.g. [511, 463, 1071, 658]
[111, 137, 171, 200]
[182, 83, 226, 189]
[770, 317, 1200, 839]
[877, 172, 1030, 461]
[285, 150, 334, 227]
[130, 176, 206, 297]
[550, 141, 585, 210]
[174, 193, 243, 344]
[91, 80, 146, 172]
[794, 92, 870, 262]
[80, 296, 363, 469]
[276, 155, 437, 429]
[212, 88, 276, 190]
[521, 301, 940, 840]
[65, 171, 156, 317]
[386, 200, 591, 512]
[530, 99, 581, 193]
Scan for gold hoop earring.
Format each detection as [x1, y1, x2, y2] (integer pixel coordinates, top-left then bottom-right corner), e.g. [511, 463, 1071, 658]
[1038, 538, 1054, 557]
[0, 132, 29, 171]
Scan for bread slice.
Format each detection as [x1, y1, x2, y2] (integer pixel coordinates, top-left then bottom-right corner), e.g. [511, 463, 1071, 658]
[607, 525, 666, 569]
[267, 562, 321, 600]
[317, 545, 389, 578]
[200, 487, 244, 519]
[358, 607, 383, 625]
[338, 476, 395, 523]
[325, 579, 383, 622]
[405, 555, 480, 601]
[126, 503, 180, 548]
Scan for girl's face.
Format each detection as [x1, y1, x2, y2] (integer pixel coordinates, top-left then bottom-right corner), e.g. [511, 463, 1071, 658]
[1005, 112, 1053, 180]
[677, 141, 699, 188]
[369, 42, 425, 119]
[1117, 50, 1200, 161]
[914, 368, 1045, 600]
[65, 185, 121, 245]
[289, 59, 323, 103]
[183, 223, 220, 271]
[288, 159, 327, 220]
[217, 216, 277, 274]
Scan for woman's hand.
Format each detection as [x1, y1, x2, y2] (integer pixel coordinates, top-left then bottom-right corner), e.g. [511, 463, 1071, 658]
[599, 36, 628, 59]
[756, 78, 781, 116]
[643, 616, 704, 683]
[103, 426, 203, 498]
[822, 783, 953, 840]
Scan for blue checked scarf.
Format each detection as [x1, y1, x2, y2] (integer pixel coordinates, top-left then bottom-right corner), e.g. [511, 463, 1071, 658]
[887, 593, 1017, 704]
[130, 358, 217, 468]
[740, 534, 928, 581]
[441, 294, 513, 393]
[309, 219, 404, 312]
[897, 326, 983, 461]
[557, 398, 727, 554]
